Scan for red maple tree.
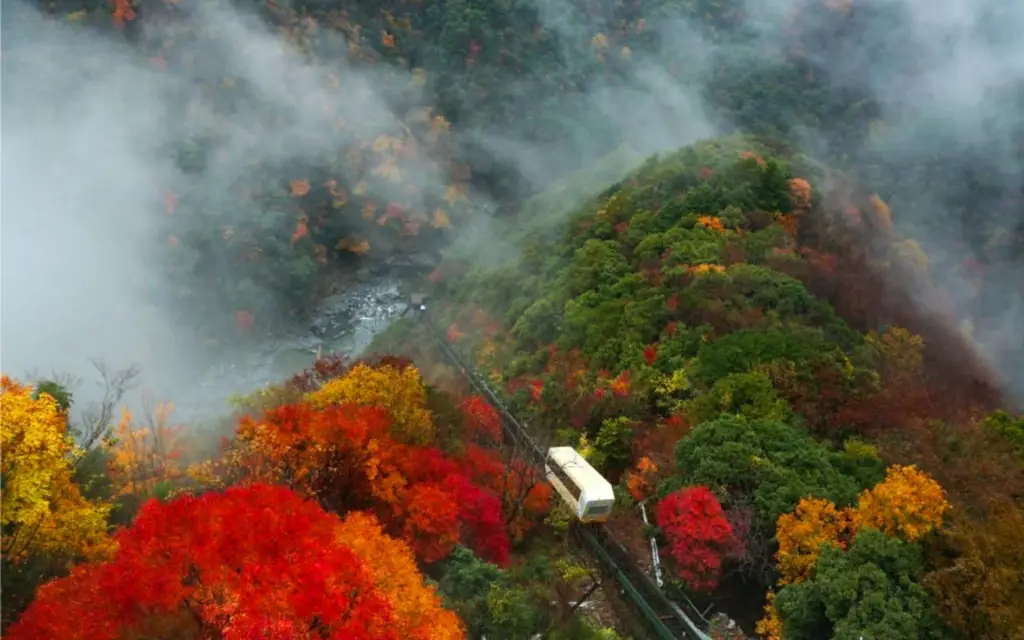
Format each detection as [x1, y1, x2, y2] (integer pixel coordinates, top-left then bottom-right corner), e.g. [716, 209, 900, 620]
[8, 484, 399, 640]
[656, 486, 736, 592]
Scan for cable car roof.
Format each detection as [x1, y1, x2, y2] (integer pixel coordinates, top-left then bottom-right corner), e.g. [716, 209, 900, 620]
[546, 446, 615, 501]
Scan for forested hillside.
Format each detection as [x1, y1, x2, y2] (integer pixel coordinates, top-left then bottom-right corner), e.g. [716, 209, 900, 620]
[379, 135, 1024, 638]
[2, 0, 1023, 638]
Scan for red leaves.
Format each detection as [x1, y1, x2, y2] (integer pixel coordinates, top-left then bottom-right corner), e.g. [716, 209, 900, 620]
[163, 192, 178, 215]
[287, 355, 350, 392]
[290, 219, 309, 245]
[446, 323, 464, 343]
[666, 293, 680, 311]
[235, 309, 254, 331]
[443, 473, 509, 566]
[401, 483, 462, 563]
[643, 344, 658, 366]
[460, 395, 502, 444]
[465, 40, 482, 68]
[237, 383, 512, 568]
[384, 202, 406, 221]
[739, 150, 767, 168]
[656, 486, 736, 593]
[9, 485, 398, 640]
[529, 379, 544, 402]
[610, 370, 631, 397]
[111, 0, 136, 28]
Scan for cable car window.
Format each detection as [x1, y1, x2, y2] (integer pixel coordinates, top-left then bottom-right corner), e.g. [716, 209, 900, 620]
[586, 504, 610, 516]
[548, 458, 582, 501]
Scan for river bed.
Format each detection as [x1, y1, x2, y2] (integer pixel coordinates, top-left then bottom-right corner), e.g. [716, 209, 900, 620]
[169, 275, 409, 424]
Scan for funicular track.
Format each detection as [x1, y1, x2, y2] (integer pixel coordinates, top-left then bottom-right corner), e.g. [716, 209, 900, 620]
[411, 307, 710, 640]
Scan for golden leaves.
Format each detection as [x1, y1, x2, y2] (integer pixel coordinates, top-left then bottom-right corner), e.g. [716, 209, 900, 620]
[755, 591, 784, 640]
[337, 512, 465, 640]
[325, 179, 349, 208]
[851, 464, 950, 542]
[107, 405, 184, 499]
[372, 134, 401, 153]
[1, 376, 112, 563]
[869, 194, 893, 232]
[696, 216, 725, 233]
[306, 363, 434, 446]
[775, 497, 849, 585]
[431, 208, 451, 229]
[290, 179, 311, 197]
[443, 183, 467, 204]
[689, 263, 726, 275]
[771, 464, 949, 597]
[335, 238, 371, 255]
[430, 115, 450, 134]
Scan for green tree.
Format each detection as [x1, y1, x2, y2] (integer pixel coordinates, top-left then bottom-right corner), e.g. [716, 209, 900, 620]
[668, 415, 883, 527]
[775, 530, 949, 640]
[438, 545, 544, 638]
[684, 371, 792, 425]
[982, 410, 1024, 454]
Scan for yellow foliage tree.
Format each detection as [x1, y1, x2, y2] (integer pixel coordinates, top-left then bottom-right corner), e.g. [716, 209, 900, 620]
[1, 376, 112, 563]
[754, 590, 783, 640]
[851, 464, 950, 542]
[306, 363, 435, 445]
[774, 497, 850, 585]
[337, 511, 465, 640]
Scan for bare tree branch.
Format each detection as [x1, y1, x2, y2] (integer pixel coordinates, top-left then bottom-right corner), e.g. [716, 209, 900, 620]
[73, 359, 139, 455]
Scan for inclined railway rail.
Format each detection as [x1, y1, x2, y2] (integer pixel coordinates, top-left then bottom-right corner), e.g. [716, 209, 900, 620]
[409, 302, 710, 640]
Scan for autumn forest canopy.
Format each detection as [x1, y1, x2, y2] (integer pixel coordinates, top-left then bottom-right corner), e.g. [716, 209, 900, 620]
[2, 0, 1024, 638]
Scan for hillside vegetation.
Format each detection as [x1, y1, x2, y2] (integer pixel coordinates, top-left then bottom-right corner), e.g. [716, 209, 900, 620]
[379, 135, 1024, 638]
[3, 0, 1024, 638]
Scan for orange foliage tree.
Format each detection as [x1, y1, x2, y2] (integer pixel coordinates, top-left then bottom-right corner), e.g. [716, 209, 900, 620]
[106, 402, 186, 498]
[760, 464, 951, 633]
[850, 464, 950, 543]
[336, 511, 464, 640]
[774, 497, 850, 585]
[625, 456, 659, 502]
[227, 367, 512, 566]
[8, 484, 460, 640]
